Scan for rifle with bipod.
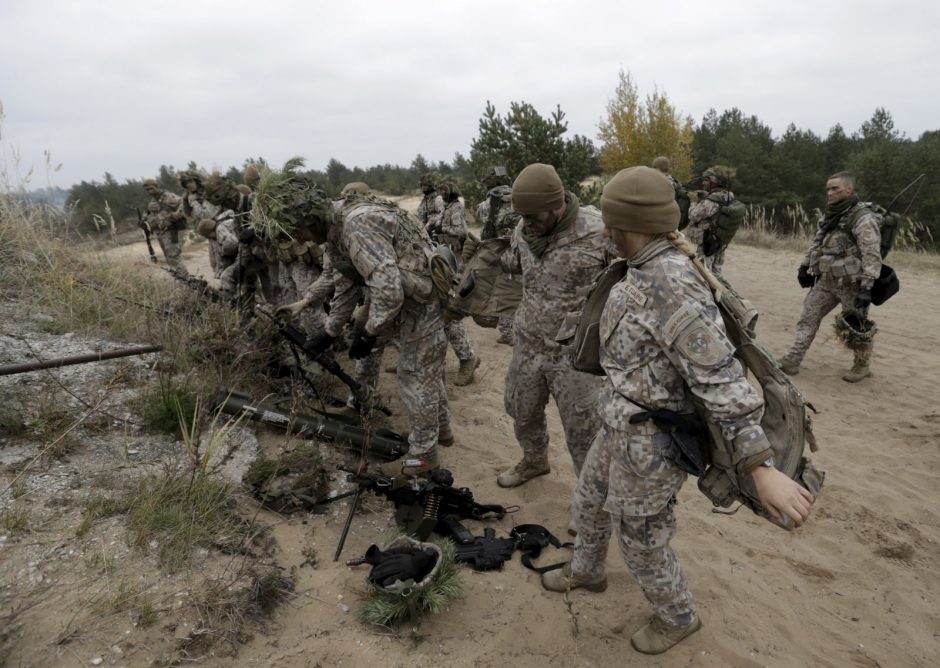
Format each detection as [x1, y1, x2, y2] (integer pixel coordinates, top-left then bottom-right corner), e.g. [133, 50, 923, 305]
[162, 267, 225, 304]
[255, 304, 390, 416]
[333, 464, 513, 561]
[135, 207, 158, 263]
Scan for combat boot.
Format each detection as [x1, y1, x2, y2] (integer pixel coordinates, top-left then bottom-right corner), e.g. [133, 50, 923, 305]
[630, 615, 702, 655]
[453, 355, 481, 386]
[438, 424, 455, 448]
[541, 563, 607, 593]
[377, 451, 440, 477]
[496, 459, 550, 488]
[496, 331, 514, 346]
[842, 361, 872, 383]
[778, 355, 800, 376]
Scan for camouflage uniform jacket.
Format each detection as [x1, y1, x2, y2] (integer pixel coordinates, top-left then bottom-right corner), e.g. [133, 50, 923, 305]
[183, 192, 219, 226]
[685, 189, 734, 248]
[803, 203, 881, 290]
[501, 195, 612, 354]
[598, 237, 771, 469]
[302, 250, 335, 305]
[417, 192, 444, 233]
[148, 191, 182, 231]
[325, 199, 441, 341]
[436, 199, 468, 256]
[215, 216, 239, 257]
[476, 186, 520, 240]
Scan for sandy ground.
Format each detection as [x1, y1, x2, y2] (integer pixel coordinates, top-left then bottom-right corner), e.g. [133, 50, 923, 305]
[62, 223, 940, 666]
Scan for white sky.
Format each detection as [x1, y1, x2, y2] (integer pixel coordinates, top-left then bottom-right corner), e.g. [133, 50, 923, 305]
[1, 0, 937, 189]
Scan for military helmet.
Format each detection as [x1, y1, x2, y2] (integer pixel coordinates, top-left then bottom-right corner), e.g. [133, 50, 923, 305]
[342, 181, 371, 196]
[439, 178, 460, 198]
[196, 218, 218, 238]
[243, 163, 262, 189]
[419, 172, 437, 189]
[177, 169, 204, 187]
[702, 165, 734, 188]
[481, 165, 511, 188]
[652, 156, 671, 173]
[203, 173, 236, 205]
[834, 312, 877, 348]
[142, 178, 159, 189]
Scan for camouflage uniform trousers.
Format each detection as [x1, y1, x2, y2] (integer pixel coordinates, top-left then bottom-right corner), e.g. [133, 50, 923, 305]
[570, 422, 694, 625]
[219, 252, 275, 302]
[784, 274, 872, 365]
[155, 229, 188, 276]
[398, 327, 450, 456]
[702, 246, 726, 275]
[497, 316, 515, 342]
[208, 239, 222, 277]
[444, 319, 474, 362]
[504, 345, 602, 475]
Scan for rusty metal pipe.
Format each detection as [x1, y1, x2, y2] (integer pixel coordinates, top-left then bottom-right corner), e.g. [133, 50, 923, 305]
[0, 345, 162, 376]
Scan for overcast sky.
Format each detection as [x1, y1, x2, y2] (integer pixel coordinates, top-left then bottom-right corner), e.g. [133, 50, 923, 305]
[1, 0, 937, 189]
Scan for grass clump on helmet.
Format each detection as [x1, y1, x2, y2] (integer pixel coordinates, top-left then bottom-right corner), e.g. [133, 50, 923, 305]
[203, 173, 239, 206]
[439, 178, 461, 202]
[701, 165, 736, 189]
[419, 172, 439, 190]
[177, 169, 207, 189]
[250, 157, 331, 243]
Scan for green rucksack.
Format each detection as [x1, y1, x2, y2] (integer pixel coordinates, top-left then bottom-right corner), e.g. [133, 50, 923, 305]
[709, 194, 746, 245]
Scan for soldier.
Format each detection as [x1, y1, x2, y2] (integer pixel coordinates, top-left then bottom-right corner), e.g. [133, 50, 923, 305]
[142, 178, 188, 276]
[475, 166, 521, 345]
[178, 170, 221, 275]
[304, 192, 452, 477]
[434, 178, 480, 386]
[779, 171, 881, 382]
[652, 156, 690, 229]
[416, 172, 444, 234]
[541, 166, 814, 655]
[685, 166, 739, 273]
[496, 163, 610, 489]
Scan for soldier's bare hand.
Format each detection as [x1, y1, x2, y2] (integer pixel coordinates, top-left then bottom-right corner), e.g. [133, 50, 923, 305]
[752, 466, 814, 527]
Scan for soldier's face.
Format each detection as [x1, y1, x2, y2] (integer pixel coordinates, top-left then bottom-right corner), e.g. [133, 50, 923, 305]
[826, 178, 853, 204]
[184, 180, 198, 193]
[522, 210, 556, 237]
[143, 185, 159, 197]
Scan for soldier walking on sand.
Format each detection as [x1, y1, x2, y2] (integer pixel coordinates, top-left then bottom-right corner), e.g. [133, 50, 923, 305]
[541, 166, 814, 655]
[495, 164, 610, 489]
[685, 166, 739, 274]
[779, 171, 881, 382]
[142, 178, 188, 276]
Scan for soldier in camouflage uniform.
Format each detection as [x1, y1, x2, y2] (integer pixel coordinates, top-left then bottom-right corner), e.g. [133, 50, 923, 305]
[304, 193, 451, 476]
[779, 171, 881, 382]
[178, 170, 221, 275]
[142, 179, 188, 275]
[435, 178, 480, 386]
[495, 164, 610, 489]
[416, 172, 444, 234]
[685, 167, 736, 273]
[475, 166, 521, 344]
[541, 166, 814, 655]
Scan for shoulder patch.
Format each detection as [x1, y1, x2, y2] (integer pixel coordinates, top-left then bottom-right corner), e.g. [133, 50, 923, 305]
[663, 302, 699, 344]
[674, 321, 733, 367]
[624, 283, 648, 307]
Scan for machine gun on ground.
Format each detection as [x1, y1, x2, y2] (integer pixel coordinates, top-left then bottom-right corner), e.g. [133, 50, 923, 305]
[135, 207, 158, 263]
[162, 267, 225, 304]
[334, 465, 514, 562]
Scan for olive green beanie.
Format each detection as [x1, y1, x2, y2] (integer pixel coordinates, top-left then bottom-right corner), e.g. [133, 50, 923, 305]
[600, 166, 679, 233]
[511, 163, 565, 214]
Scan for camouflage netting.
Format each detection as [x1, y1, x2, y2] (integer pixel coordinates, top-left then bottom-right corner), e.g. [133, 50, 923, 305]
[250, 157, 331, 243]
[177, 169, 208, 188]
[244, 443, 330, 512]
[703, 165, 737, 188]
[833, 312, 877, 349]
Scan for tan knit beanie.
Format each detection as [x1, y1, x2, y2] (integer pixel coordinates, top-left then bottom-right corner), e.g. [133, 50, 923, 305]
[511, 163, 565, 214]
[600, 166, 679, 233]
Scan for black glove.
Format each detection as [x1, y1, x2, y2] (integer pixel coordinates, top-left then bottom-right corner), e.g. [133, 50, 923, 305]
[237, 225, 256, 244]
[702, 229, 721, 257]
[365, 546, 437, 588]
[304, 331, 336, 354]
[797, 264, 816, 289]
[855, 287, 873, 310]
[348, 330, 378, 359]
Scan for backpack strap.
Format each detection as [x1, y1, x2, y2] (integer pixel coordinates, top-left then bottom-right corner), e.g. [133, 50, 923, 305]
[510, 524, 572, 573]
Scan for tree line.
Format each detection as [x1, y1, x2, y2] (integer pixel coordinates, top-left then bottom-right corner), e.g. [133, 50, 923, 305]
[64, 70, 938, 249]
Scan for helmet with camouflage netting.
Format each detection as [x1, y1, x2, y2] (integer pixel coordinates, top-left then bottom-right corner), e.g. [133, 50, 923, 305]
[419, 172, 438, 189]
[481, 165, 511, 188]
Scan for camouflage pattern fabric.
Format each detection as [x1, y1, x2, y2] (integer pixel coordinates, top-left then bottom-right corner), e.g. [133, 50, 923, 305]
[213, 215, 240, 278]
[497, 316, 515, 341]
[783, 274, 872, 365]
[324, 200, 448, 457]
[499, 196, 611, 474]
[301, 252, 335, 306]
[686, 191, 734, 273]
[804, 205, 882, 289]
[154, 229, 187, 275]
[148, 190, 182, 232]
[476, 190, 521, 240]
[568, 237, 772, 626]
[417, 192, 444, 233]
[279, 259, 327, 337]
[570, 424, 694, 624]
[436, 199, 468, 256]
[444, 320, 475, 363]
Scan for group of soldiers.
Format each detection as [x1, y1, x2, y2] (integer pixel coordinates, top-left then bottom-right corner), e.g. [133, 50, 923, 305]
[136, 153, 890, 654]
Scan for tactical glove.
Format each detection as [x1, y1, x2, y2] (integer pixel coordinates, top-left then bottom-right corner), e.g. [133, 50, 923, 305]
[348, 330, 378, 360]
[702, 229, 721, 257]
[237, 226, 256, 244]
[304, 331, 336, 354]
[855, 287, 872, 310]
[797, 264, 816, 289]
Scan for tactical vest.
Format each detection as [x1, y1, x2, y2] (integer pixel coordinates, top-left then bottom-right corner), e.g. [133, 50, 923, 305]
[813, 203, 879, 278]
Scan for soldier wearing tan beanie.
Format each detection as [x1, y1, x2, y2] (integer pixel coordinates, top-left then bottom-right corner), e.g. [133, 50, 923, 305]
[542, 165, 814, 655]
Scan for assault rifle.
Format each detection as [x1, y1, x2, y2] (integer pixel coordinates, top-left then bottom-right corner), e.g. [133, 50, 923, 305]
[135, 207, 158, 263]
[255, 304, 390, 416]
[335, 465, 513, 561]
[162, 267, 224, 304]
